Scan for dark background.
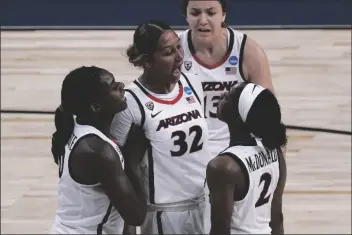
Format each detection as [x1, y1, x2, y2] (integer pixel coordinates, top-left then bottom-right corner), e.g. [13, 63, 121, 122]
[1, 0, 351, 29]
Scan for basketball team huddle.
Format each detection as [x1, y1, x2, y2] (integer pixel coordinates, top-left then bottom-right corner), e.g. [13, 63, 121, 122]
[49, 1, 287, 234]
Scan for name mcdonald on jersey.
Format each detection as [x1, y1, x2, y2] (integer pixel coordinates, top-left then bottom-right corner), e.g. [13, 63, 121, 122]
[245, 149, 279, 173]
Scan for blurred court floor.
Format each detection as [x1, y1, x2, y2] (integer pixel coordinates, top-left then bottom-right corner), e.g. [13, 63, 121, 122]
[1, 29, 351, 233]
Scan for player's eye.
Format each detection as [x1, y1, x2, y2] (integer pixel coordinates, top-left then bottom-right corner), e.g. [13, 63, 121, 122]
[190, 10, 201, 16]
[206, 11, 216, 16]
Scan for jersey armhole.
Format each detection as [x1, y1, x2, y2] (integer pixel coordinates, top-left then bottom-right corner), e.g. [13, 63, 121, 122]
[218, 151, 250, 201]
[125, 89, 146, 129]
[239, 34, 248, 82]
[182, 72, 201, 104]
[68, 133, 102, 186]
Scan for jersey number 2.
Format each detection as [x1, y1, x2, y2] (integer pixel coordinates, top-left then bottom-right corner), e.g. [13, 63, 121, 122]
[170, 125, 203, 157]
[255, 172, 272, 207]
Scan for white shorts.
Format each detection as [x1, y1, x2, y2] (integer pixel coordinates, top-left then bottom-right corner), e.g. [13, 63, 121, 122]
[50, 218, 123, 234]
[140, 196, 205, 234]
[203, 183, 211, 234]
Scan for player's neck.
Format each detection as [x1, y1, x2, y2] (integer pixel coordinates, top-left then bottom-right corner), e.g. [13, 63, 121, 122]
[139, 73, 176, 94]
[228, 122, 254, 146]
[192, 28, 227, 57]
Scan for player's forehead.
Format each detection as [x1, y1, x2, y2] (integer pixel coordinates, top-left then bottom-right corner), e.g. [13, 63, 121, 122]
[98, 71, 114, 84]
[96, 72, 116, 95]
[187, 0, 222, 10]
[156, 30, 180, 51]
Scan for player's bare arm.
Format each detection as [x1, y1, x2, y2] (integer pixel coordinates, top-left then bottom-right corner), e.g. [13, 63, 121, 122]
[207, 155, 238, 235]
[242, 38, 289, 155]
[270, 149, 287, 235]
[242, 37, 275, 94]
[122, 124, 149, 234]
[86, 135, 147, 226]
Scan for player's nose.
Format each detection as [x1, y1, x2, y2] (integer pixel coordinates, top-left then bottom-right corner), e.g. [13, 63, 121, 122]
[199, 13, 208, 25]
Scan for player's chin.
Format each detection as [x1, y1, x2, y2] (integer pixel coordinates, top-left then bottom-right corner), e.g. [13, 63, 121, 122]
[170, 72, 182, 83]
[116, 100, 128, 113]
[194, 32, 213, 42]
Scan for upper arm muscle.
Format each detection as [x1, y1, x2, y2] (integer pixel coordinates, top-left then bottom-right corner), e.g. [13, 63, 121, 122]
[243, 37, 275, 94]
[89, 138, 145, 225]
[270, 149, 287, 233]
[111, 92, 143, 147]
[207, 155, 238, 235]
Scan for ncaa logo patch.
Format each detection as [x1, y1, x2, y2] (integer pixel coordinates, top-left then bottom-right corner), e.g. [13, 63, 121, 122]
[229, 56, 238, 66]
[184, 61, 192, 71]
[184, 86, 192, 95]
[145, 101, 154, 111]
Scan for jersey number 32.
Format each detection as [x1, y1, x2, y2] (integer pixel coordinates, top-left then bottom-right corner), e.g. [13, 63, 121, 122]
[170, 125, 203, 157]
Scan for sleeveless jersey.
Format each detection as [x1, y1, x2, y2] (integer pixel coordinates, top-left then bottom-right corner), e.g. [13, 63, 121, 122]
[51, 124, 124, 234]
[179, 28, 247, 156]
[125, 73, 211, 204]
[219, 142, 280, 234]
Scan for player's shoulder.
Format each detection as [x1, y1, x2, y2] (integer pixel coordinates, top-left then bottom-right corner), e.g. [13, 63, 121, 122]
[181, 72, 203, 94]
[226, 27, 245, 36]
[124, 80, 144, 100]
[124, 80, 139, 93]
[182, 71, 198, 80]
[177, 29, 190, 38]
[75, 134, 112, 156]
[178, 29, 190, 45]
[117, 81, 143, 115]
[207, 154, 240, 182]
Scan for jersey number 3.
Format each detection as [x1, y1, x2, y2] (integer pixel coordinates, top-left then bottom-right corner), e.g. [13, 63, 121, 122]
[255, 172, 272, 207]
[170, 125, 203, 157]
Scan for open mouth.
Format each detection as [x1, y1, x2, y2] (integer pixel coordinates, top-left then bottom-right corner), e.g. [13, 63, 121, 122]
[120, 89, 126, 99]
[172, 65, 182, 76]
[198, 29, 211, 33]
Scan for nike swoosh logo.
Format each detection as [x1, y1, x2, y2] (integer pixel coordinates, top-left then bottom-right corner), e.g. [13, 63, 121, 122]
[151, 110, 162, 118]
[252, 84, 258, 94]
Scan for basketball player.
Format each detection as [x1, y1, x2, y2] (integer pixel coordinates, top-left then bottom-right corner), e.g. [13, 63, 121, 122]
[111, 20, 211, 234]
[179, 1, 279, 231]
[50, 66, 146, 234]
[179, 0, 276, 157]
[206, 82, 287, 234]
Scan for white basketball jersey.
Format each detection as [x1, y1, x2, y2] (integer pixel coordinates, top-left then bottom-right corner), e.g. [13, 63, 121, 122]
[179, 28, 247, 156]
[51, 124, 124, 234]
[220, 142, 280, 234]
[125, 73, 211, 204]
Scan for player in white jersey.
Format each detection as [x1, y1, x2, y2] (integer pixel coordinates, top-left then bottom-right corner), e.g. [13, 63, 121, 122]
[179, 1, 278, 231]
[206, 82, 287, 234]
[111, 21, 212, 234]
[179, 0, 276, 156]
[50, 66, 147, 234]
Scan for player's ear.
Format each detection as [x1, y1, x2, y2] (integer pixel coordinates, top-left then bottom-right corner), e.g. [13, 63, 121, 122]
[90, 103, 101, 113]
[144, 59, 154, 69]
[144, 62, 152, 69]
[143, 57, 154, 69]
[222, 12, 226, 23]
